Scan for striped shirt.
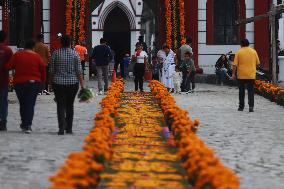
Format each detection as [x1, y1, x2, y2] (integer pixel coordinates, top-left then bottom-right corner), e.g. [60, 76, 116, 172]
[49, 48, 82, 85]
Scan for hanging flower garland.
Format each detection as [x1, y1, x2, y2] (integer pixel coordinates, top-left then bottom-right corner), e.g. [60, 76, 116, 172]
[171, 0, 178, 50]
[79, 0, 87, 43]
[165, 0, 187, 48]
[66, 0, 73, 36]
[165, 0, 172, 47]
[65, 0, 87, 46]
[179, 0, 186, 45]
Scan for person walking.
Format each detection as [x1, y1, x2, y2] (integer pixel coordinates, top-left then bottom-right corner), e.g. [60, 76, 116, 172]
[49, 35, 84, 135]
[232, 39, 260, 112]
[34, 34, 51, 94]
[91, 38, 112, 95]
[5, 39, 46, 133]
[75, 42, 88, 78]
[0, 31, 13, 131]
[133, 43, 148, 92]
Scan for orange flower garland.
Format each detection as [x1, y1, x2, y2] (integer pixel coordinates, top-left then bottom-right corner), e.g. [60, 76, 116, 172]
[66, 0, 72, 35]
[149, 80, 240, 189]
[165, 0, 172, 47]
[179, 0, 186, 45]
[165, 0, 186, 47]
[79, 0, 86, 43]
[255, 80, 284, 106]
[65, 0, 86, 45]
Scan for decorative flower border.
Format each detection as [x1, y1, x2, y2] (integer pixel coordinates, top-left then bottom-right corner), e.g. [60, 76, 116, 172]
[149, 80, 240, 189]
[255, 80, 284, 107]
[48, 79, 124, 189]
[65, 0, 86, 46]
[165, 0, 186, 48]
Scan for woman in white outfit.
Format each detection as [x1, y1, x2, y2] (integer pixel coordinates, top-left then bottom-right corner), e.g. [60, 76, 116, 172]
[161, 45, 176, 90]
[157, 45, 175, 87]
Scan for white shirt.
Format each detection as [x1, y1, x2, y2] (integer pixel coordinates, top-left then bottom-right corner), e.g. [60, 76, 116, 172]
[136, 51, 148, 63]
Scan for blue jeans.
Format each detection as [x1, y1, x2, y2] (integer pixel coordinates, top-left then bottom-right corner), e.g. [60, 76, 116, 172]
[216, 69, 227, 83]
[0, 87, 8, 122]
[15, 81, 41, 129]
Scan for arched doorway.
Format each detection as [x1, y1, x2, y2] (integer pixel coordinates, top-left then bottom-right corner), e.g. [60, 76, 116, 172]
[103, 7, 131, 72]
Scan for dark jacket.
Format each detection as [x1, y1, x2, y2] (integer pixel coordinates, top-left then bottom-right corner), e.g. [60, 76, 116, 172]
[92, 45, 112, 66]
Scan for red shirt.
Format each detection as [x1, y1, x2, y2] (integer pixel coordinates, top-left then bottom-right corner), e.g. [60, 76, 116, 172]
[5, 50, 46, 85]
[0, 43, 13, 88]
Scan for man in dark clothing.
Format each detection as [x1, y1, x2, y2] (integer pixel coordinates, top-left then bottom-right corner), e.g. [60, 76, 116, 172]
[0, 31, 13, 131]
[92, 38, 112, 95]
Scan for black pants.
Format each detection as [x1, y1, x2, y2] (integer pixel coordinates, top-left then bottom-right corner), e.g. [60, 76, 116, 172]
[182, 71, 196, 91]
[238, 79, 255, 109]
[53, 84, 79, 131]
[81, 60, 86, 78]
[15, 81, 41, 129]
[152, 73, 159, 80]
[134, 63, 145, 91]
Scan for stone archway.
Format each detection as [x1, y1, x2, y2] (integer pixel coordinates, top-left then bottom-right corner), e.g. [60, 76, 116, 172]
[91, 0, 142, 56]
[103, 7, 131, 74]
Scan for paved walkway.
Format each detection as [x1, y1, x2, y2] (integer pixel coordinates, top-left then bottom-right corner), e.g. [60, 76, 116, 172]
[0, 81, 283, 189]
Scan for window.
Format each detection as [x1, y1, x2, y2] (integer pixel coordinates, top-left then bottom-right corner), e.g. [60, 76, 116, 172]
[213, 0, 239, 44]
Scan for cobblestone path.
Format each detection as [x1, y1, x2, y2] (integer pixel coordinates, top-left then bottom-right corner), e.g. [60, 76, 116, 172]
[98, 92, 187, 189]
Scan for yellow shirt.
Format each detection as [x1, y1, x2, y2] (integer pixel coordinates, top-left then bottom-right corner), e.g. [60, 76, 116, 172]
[233, 47, 260, 79]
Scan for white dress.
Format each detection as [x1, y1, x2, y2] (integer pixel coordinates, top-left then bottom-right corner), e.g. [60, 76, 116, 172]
[157, 50, 175, 86]
[163, 53, 175, 89]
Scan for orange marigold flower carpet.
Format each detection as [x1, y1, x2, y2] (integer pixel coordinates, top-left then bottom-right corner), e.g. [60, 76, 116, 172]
[97, 92, 188, 189]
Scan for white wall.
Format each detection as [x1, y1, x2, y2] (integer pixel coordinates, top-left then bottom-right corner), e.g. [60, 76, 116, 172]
[198, 0, 255, 74]
[43, 0, 50, 46]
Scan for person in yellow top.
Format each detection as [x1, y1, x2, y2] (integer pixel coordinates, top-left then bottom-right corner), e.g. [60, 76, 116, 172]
[232, 39, 260, 112]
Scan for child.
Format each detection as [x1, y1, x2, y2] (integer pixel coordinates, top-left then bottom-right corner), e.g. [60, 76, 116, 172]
[181, 51, 196, 93]
[172, 67, 182, 94]
[123, 53, 130, 78]
[151, 56, 160, 80]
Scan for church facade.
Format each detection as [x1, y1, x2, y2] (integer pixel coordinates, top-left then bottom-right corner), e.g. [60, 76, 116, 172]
[0, 0, 276, 74]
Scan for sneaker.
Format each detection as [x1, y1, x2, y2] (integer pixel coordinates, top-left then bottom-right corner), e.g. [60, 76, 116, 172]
[249, 107, 254, 112]
[186, 90, 192, 94]
[43, 90, 51, 95]
[98, 91, 103, 95]
[24, 129, 32, 134]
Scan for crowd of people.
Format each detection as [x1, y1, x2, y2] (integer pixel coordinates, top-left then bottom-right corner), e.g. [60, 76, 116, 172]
[0, 31, 84, 135]
[129, 37, 196, 94]
[0, 28, 261, 135]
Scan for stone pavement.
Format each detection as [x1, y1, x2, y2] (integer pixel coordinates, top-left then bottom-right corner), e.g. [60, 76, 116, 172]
[0, 81, 283, 189]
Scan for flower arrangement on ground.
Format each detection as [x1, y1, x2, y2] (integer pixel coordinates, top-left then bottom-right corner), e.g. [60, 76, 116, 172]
[48, 79, 124, 189]
[149, 80, 240, 189]
[254, 80, 284, 106]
